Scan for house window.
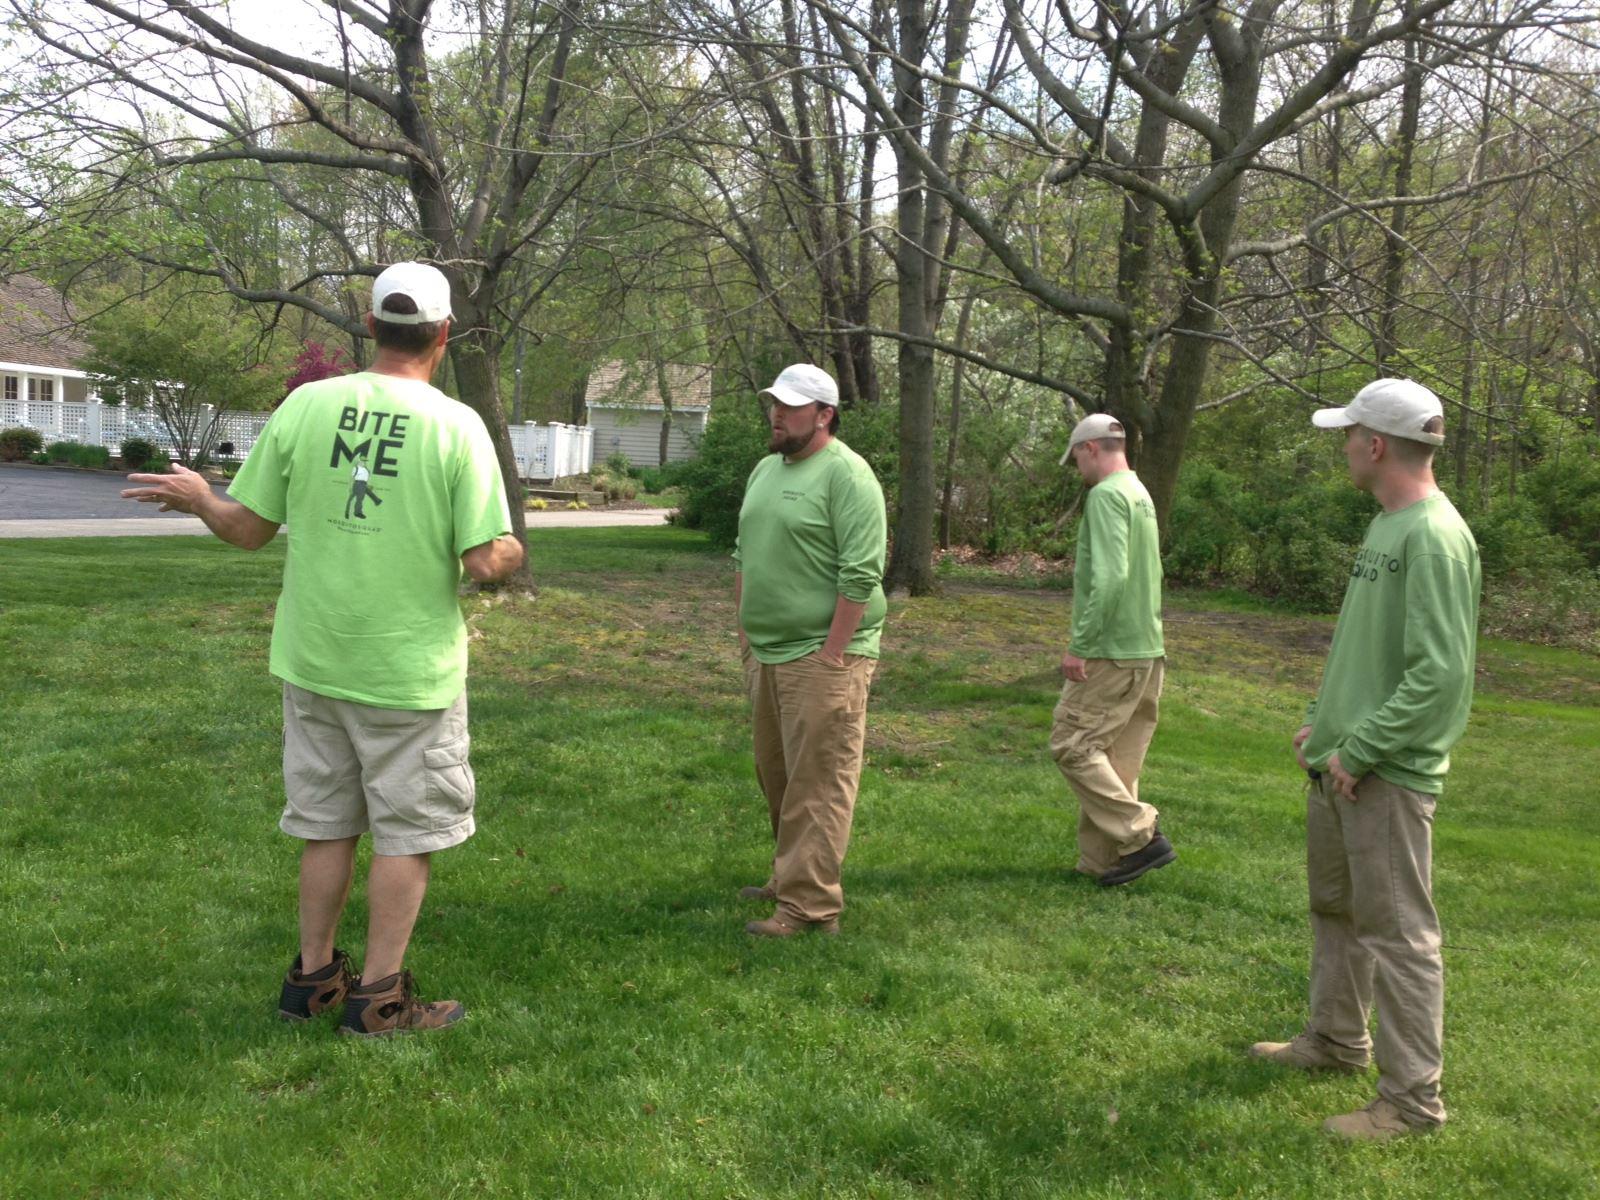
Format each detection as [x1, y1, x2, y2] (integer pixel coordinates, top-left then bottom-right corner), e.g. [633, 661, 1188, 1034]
[32, 378, 55, 403]
[2, 376, 16, 402]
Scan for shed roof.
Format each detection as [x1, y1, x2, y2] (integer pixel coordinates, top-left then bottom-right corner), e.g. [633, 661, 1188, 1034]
[584, 360, 712, 412]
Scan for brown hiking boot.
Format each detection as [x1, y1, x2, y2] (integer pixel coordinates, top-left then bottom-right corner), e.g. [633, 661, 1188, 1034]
[1248, 1031, 1369, 1073]
[745, 912, 839, 937]
[278, 949, 355, 1022]
[1323, 1097, 1431, 1141]
[738, 884, 778, 902]
[338, 970, 465, 1037]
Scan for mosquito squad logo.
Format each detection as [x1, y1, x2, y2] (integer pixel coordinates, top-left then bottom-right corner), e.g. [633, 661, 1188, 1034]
[329, 406, 412, 529]
[1350, 544, 1402, 582]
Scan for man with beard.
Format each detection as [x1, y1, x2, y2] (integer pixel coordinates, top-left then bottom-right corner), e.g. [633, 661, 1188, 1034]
[733, 363, 887, 937]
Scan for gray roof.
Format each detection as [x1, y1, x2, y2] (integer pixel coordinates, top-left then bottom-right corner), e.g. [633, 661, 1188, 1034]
[584, 360, 712, 411]
[0, 274, 89, 371]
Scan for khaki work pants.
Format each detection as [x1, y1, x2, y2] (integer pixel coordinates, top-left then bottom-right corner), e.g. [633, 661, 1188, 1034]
[1048, 657, 1164, 873]
[743, 649, 876, 923]
[1306, 772, 1446, 1126]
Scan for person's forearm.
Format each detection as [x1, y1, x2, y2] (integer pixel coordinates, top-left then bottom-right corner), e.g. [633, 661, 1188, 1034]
[462, 534, 525, 583]
[734, 572, 748, 651]
[194, 491, 278, 550]
[820, 596, 868, 661]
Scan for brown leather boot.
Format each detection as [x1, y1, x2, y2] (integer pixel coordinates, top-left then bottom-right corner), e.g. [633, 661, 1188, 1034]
[277, 949, 355, 1022]
[745, 912, 839, 937]
[338, 970, 465, 1037]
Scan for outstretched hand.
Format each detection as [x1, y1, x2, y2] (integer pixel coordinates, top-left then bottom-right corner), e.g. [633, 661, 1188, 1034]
[122, 462, 213, 514]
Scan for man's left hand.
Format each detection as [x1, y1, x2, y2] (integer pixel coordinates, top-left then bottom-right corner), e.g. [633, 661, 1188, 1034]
[122, 462, 213, 514]
[1327, 752, 1364, 801]
[815, 648, 846, 668]
[1060, 651, 1089, 682]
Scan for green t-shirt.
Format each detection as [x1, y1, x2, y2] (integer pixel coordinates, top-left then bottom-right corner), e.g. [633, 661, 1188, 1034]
[229, 372, 512, 709]
[733, 439, 887, 664]
[1069, 470, 1164, 659]
[1303, 493, 1480, 794]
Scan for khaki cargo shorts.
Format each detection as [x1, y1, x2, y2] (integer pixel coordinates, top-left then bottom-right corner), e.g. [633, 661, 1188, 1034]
[280, 682, 475, 856]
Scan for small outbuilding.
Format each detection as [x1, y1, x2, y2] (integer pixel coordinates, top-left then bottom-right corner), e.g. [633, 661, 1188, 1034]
[584, 360, 711, 468]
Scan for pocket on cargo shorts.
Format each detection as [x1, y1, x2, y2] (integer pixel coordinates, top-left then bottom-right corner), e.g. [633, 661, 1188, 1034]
[422, 734, 476, 830]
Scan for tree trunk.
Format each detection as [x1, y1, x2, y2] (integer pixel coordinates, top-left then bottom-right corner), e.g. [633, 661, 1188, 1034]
[1376, 15, 1424, 371]
[883, 0, 937, 596]
[448, 317, 530, 583]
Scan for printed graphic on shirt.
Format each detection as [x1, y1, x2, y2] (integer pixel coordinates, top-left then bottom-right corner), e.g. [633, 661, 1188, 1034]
[1350, 544, 1403, 582]
[330, 406, 410, 533]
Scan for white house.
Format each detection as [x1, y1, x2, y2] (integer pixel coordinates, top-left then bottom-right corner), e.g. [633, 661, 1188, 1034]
[584, 360, 711, 468]
[0, 274, 95, 422]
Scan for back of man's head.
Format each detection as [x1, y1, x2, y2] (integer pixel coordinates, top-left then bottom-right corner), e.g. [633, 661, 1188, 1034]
[371, 262, 452, 356]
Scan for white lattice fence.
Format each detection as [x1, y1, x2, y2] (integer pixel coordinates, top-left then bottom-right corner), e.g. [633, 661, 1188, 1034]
[5, 398, 593, 476]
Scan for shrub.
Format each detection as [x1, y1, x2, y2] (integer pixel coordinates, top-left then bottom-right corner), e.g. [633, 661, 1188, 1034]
[120, 437, 159, 470]
[46, 440, 78, 463]
[1, 427, 44, 461]
[68, 444, 111, 468]
[529, 497, 548, 511]
[29, 451, 50, 464]
[675, 407, 770, 548]
[604, 451, 633, 478]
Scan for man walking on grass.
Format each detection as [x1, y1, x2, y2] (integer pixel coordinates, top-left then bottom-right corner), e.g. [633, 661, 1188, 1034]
[1251, 378, 1480, 1141]
[124, 262, 524, 1035]
[1050, 412, 1175, 887]
[734, 363, 887, 937]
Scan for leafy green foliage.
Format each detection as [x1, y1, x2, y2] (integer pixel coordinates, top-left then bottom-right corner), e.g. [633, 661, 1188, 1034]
[673, 403, 770, 547]
[0, 426, 44, 461]
[119, 437, 158, 469]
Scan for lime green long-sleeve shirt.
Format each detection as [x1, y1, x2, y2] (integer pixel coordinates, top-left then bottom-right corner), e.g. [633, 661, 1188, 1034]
[733, 439, 887, 664]
[1303, 493, 1480, 794]
[1069, 470, 1164, 659]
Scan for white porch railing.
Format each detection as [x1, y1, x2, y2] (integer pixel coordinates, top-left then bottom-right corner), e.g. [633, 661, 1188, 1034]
[2, 397, 592, 477]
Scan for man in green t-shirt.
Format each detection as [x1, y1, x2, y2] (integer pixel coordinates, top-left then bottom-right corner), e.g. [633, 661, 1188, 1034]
[1249, 378, 1480, 1142]
[123, 262, 524, 1036]
[1049, 413, 1175, 887]
[733, 363, 887, 937]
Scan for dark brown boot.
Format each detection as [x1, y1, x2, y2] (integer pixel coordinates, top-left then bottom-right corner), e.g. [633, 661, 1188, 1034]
[278, 949, 355, 1022]
[338, 970, 465, 1037]
[745, 912, 839, 937]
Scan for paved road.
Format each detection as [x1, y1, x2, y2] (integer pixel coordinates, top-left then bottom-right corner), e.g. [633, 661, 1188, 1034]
[0, 462, 227, 520]
[0, 463, 672, 537]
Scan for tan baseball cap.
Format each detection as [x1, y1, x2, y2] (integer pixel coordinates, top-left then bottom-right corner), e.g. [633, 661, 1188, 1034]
[1059, 412, 1127, 464]
[1312, 378, 1445, 445]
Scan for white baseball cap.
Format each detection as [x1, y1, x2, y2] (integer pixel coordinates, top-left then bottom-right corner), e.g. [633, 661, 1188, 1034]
[759, 363, 839, 409]
[371, 261, 453, 325]
[1312, 378, 1445, 445]
[1059, 412, 1127, 464]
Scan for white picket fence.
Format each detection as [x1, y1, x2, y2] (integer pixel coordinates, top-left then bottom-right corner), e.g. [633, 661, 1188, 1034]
[2, 397, 592, 480]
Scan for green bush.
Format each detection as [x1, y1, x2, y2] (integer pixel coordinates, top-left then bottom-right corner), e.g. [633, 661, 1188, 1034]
[604, 451, 633, 478]
[636, 461, 690, 494]
[0, 427, 43, 461]
[120, 437, 159, 469]
[1518, 439, 1600, 569]
[675, 407, 770, 548]
[1470, 497, 1585, 580]
[71, 444, 111, 468]
[29, 451, 50, 464]
[45, 440, 78, 463]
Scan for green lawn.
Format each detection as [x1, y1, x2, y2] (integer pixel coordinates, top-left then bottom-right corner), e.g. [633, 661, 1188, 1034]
[2, 528, 1596, 1199]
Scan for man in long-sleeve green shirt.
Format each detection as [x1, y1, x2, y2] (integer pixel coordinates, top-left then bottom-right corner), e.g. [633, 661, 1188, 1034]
[1049, 413, 1176, 887]
[1251, 378, 1480, 1143]
[733, 363, 887, 937]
